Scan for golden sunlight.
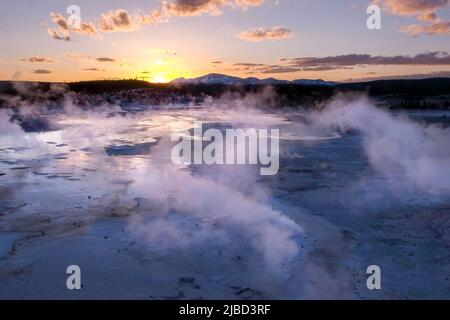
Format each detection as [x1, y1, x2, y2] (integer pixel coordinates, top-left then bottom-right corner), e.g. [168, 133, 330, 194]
[151, 74, 169, 83]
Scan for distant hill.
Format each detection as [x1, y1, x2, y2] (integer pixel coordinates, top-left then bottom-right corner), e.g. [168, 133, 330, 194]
[170, 74, 450, 97]
[171, 73, 338, 87]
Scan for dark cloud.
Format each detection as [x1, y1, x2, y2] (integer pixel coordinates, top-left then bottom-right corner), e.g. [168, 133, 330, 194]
[233, 62, 266, 67]
[47, 28, 70, 41]
[21, 57, 55, 63]
[239, 26, 294, 41]
[99, 9, 138, 32]
[283, 52, 450, 69]
[50, 12, 69, 30]
[33, 69, 52, 74]
[229, 51, 450, 75]
[163, 0, 263, 16]
[65, 53, 117, 65]
[96, 57, 116, 62]
[260, 67, 300, 74]
[83, 68, 106, 72]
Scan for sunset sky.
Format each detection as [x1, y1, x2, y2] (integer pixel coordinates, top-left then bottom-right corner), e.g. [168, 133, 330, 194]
[0, 0, 449, 83]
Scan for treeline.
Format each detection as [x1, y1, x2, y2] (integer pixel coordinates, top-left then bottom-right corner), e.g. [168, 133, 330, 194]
[64, 77, 450, 97]
[388, 100, 450, 110]
[1, 78, 450, 109]
[338, 78, 450, 97]
[68, 79, 167, 93]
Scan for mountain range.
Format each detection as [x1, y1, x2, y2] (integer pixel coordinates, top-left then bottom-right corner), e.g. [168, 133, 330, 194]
[171, 73, 338, 86]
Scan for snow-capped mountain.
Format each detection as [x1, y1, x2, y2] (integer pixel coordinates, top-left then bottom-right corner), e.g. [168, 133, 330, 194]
[171, 73, 338, 86]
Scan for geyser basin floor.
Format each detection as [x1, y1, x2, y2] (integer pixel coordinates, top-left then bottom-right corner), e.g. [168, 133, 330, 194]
[0, 108, 449, 299]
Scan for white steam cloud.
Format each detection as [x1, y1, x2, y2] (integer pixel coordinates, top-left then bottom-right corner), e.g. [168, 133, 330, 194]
[127, 162, 302, 273]
[313, 96, 450, 197]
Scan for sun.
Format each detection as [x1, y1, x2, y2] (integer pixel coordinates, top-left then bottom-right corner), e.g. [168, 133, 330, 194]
[151, 74, 169, 83]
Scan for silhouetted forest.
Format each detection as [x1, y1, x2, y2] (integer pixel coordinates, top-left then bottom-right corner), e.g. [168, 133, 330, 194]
[1, 78, 449, 109]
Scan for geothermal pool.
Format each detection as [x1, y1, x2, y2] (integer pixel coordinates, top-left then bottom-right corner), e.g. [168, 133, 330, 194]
[1, 99, 450, 299]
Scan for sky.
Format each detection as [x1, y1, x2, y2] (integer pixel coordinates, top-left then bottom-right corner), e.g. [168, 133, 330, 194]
[0, 0, 449, 83]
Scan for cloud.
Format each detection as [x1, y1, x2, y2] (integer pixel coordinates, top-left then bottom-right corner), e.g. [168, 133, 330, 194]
[57, 12, 96, 36]
[47, 28, 70, 41]
[401, 21, 450, 36]
[379, 0, 449, 16]
[233, 62, 266, 67]
[33, 69, 52, 74]
[418, 12, 438, 21]
[21, 57, 55, 63]
[47, 12, 97, 40]
[63, 53, 117, 65]
[99, 9, 139, 33]
[239, 26, 294, 41]
[146, 48, 178, 55]
[76, 21, 97, 36]
[83, 68, 106, 72]
[64, 52, 91, 62]
[282, 51, 450, 70]
[50, 12, 69, 30]
[163, 0, 264, 17]
[46, 1, 264, 41]
[45, 9, 164, 41]
[375, 0, 450, 36]
[96, 57, 116, 62]
[260, 66, 301, 74]
[227, 51, 450, 76]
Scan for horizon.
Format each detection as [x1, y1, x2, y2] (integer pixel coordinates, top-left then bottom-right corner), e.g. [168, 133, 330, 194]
[2, 71, 450, 85]
[0, 1, 449, 83]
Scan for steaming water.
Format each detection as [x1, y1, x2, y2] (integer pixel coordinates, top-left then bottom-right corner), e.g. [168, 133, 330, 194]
[0, 101, 450, 299]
